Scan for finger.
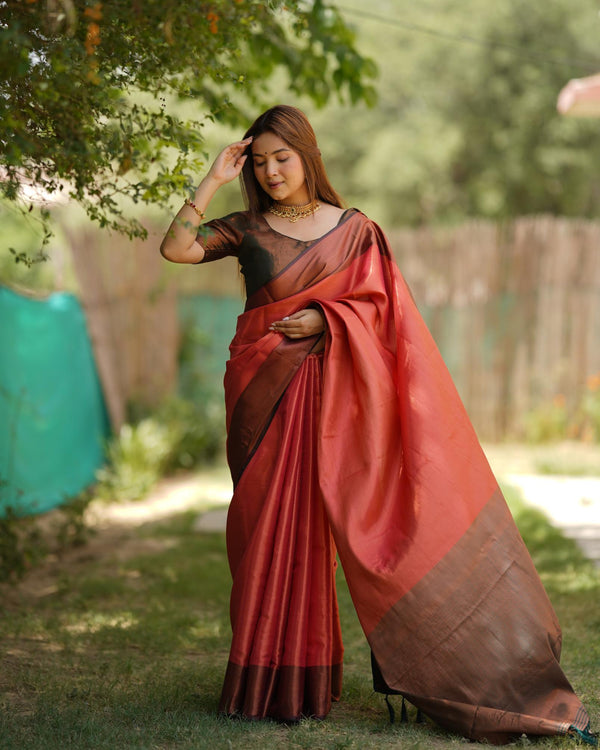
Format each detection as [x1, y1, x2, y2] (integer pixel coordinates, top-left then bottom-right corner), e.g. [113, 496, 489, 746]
[272, 316, 312, 330]
[225, 147, 245, 161]
[285, 311, 307, 320]
[275, 326, 308, 338]
[268, 318, 296, 332]
[232, 137, 253, 151]
[224, 142, 250, 161]
[272, 311, 321, 331]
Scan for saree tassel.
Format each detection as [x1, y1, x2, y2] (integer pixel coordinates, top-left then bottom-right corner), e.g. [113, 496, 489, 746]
[568, 724, 598, 746]
[384, 694, 396, 724]
[400, 696, 408, 723]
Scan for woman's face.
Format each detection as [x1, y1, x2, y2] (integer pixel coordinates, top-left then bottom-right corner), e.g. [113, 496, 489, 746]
[251, 132, 309, 206]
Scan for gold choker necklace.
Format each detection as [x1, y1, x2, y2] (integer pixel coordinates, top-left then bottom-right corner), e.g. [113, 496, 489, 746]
[269, 200, 321, 223]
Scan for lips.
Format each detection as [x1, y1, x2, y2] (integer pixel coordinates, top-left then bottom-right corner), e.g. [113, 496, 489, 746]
[267, 182, 283, 190]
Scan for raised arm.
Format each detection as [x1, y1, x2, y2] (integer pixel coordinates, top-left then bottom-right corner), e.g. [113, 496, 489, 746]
[159, 137, 252, 264]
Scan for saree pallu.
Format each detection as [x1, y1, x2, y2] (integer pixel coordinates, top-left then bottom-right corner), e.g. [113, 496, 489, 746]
[218, 212, 591, 743]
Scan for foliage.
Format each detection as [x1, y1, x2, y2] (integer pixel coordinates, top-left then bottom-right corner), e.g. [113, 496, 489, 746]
[578, 373, 600, 442]
[95, 396, 224, 502]
[439, 1, 600, 220]
[0, 201, 76, 289]
[524, 395, 570, 443]
[0, 490, 93, 584]
[95, 419, 173, 502]
[0, 0, 376, 250]
[534, 458, 600, 477]
[0, 508, 45, 583]
[505, 486, 597, 580]
[297, 0, 600, 227]
[523, 373, 600, 444]
[157, 395, 224, 472]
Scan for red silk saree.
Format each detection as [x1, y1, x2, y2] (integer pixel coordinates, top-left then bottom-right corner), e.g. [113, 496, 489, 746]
[203, 209, 592, 744]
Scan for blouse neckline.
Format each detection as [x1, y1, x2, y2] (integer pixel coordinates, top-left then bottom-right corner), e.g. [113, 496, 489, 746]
[257, 208, 356, 244]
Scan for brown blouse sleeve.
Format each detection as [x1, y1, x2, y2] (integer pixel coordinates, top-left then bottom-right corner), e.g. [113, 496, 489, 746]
[197, 212, 245, 263]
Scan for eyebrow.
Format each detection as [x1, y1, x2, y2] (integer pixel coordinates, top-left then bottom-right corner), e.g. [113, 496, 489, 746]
[251, 148, 290, 158]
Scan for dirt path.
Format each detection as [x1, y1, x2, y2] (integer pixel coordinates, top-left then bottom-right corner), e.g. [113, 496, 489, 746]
[187, 445, 600, 567]
[137, 445, 600, 568]
[485, 444, 600, 567]
[86, 469, 232, 529]
[502, 474, 600, 567]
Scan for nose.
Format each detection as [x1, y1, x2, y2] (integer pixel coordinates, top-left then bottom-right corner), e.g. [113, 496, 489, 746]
[266, 159, 279, 177]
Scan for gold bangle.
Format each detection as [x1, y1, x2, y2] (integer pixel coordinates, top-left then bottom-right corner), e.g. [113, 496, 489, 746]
[184, 198, 205, 220]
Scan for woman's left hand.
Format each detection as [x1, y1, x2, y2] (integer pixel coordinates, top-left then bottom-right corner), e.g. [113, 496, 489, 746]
[269, 309, 325, 338]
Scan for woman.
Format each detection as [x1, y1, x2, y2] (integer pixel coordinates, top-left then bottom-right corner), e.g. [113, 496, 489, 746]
[160, 106, 596, 746]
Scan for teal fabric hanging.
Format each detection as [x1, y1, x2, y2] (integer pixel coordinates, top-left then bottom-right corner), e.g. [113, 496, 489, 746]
[0, 287, 109, 517]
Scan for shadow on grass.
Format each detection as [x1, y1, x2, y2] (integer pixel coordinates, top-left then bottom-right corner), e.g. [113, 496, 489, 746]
[502, 483, 599, 591]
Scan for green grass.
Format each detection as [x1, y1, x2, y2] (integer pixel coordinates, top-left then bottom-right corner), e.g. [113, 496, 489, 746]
[0, 492, 598, 750]
[483, 441, 600, 478]
[503, 485, 600, 728]
[534, 459, 600, 477]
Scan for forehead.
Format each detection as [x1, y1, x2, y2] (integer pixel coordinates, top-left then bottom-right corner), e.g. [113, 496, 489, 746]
[251, 132, 292, 156]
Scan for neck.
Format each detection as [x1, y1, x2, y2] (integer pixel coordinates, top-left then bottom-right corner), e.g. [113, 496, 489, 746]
[273, 198, 313, 207]
[268, 199, 321, 223]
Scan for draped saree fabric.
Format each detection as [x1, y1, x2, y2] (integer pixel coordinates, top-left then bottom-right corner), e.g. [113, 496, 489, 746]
[205, 210, 591, 743]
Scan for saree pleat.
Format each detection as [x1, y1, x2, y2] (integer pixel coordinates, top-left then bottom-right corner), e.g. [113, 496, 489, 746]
[218, 210, 592, 743]
[219, 353, 343, 721]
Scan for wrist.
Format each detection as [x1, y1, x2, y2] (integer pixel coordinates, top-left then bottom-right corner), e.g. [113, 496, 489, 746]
[184, 198, 205, 220]
[198, 172, 224, 193]
[190, 176, 220, 215]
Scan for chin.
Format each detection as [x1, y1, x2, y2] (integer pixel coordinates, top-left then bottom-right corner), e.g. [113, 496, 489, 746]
[268, 189, 287, 200]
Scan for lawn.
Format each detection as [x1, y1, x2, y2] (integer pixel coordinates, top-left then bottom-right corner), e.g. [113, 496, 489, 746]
[0, 484, 598, 749]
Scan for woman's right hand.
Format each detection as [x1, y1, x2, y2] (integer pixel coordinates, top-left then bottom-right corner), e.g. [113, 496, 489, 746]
[207, 137, 253, 186]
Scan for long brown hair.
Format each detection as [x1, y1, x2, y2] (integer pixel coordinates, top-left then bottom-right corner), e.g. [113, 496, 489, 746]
[240, 105, 344, 214]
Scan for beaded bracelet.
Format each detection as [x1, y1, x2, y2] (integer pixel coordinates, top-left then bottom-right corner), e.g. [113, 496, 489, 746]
[184, 198, 206, 220]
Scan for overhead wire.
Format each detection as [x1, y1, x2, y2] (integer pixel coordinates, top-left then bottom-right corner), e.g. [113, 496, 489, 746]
[334, 3, 600, 75]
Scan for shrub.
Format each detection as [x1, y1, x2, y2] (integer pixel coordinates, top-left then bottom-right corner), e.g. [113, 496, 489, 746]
[156, 395, 224, 473]
[523, 395, 569, 443]
[95, 419, 172, 502]
[522, 373, 600, 444]
[577, 373, 600, 442]
[95, 395, 225, 502]
[0, 490, 93, 584]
